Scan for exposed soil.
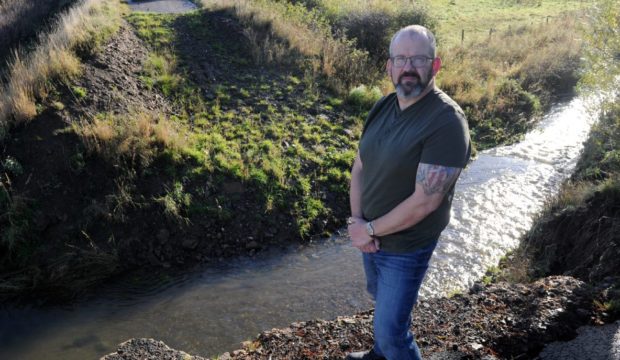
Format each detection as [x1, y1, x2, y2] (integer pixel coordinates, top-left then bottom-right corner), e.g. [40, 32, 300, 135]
[102, 275, 618, 360]
[68, 23, 172, 117]
[519, 188, 620, 283]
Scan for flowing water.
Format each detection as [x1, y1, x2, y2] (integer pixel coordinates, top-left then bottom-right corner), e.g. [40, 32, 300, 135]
[0, 97, 598, 359]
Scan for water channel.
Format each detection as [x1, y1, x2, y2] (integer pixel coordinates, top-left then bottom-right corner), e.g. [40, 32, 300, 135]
[0, 3, 601, 360]
[0, 94, 598, 359]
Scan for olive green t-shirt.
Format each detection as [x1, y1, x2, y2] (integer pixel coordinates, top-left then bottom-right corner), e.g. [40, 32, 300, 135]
[359, 88, 471, 253]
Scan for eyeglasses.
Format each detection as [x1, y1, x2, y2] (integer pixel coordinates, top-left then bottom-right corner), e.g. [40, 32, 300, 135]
[390, 55, 433, 68]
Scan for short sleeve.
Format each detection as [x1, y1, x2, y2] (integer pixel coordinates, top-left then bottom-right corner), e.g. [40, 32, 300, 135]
[419, 110, 471, 168]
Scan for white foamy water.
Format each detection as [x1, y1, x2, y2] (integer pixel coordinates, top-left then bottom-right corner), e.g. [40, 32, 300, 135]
[422, 97, 597, 297]
[0, 97, 598, 359]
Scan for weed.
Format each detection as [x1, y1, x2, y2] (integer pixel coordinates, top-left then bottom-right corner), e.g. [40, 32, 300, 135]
[156, 181, 192, 224]
[2, 156, 23, 176]
[74, 110, 185, 170]
[0, 181, 34, 265]
[72, 86, 87, 99]
[347, 84, 382, 111]
[51, 101, 65, 110]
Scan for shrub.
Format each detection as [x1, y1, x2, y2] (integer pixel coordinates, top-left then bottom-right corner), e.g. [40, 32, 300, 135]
[347, 84, 383, 111]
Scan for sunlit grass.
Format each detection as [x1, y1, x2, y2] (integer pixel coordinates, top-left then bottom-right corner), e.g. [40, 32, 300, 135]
[0, 0, 124, 136]
[427, 0, 592, 47]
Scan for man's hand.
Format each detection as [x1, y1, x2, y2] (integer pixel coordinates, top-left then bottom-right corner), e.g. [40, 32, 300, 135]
[348, 217, 380, 253]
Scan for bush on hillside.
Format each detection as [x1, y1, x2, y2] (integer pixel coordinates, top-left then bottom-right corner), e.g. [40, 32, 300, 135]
[332, 8, 435, 66]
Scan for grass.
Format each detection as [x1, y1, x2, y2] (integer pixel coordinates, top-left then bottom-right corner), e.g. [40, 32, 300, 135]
[197, 0, 380, 94]
[0, 0, 78, 67]
[439, 14, 583, 148]
[427, 0, 591, 48]
[125, 9, 362, 238]
[0, 0, 602, 300]
[74, 110, 186, 170]
[197, 0, 587, 150]
[292, 0, 436, 65]
[0, 0, 124, 137]
[0, 0, 125, 295]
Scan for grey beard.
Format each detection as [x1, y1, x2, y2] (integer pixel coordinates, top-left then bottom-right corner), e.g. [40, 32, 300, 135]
[396, 82, 424, 99]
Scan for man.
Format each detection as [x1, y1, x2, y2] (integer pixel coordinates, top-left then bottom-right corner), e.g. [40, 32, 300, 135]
[346, 25, 471, 360]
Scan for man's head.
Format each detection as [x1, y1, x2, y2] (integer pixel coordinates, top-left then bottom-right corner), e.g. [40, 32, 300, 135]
[387, 25, 441, 102]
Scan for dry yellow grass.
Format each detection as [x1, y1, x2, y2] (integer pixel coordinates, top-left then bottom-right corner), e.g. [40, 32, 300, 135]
[75, 110, 186, 168]
[200, 0, 372, 93]
[0, 0, 122, 137]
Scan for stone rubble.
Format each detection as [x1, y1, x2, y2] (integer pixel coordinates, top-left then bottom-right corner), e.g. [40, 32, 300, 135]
[102, 275, 616, 360]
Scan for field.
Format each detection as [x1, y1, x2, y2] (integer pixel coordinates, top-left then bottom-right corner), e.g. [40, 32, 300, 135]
[428, 0, 591, 47]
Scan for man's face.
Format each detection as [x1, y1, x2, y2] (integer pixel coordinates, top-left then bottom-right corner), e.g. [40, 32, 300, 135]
[388, 34, 435, 100]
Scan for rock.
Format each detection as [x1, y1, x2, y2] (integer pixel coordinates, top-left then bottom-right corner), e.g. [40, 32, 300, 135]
[246, 241, 260, 250]
[182, 238, 198, 249]
[469, 343, 484, 350]
[156, 229, 170, 244]
[223, 182, 244, 193]
[101, 338, 206, 359]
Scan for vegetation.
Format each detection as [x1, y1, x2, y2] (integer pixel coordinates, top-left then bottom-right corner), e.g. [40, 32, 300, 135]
[427, 0, 591, 48]
[288, 0, 437, 66]
[198, 0, 586, 149]
[0, 0, 123, 137]
[0, 0, 79, 67]
[123, 9, 364, 240]
[0, 0, 125, 295]
[439, 14, 583, 148]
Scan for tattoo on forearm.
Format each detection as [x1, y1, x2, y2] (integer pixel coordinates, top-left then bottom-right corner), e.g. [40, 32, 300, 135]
[416, 163, 461, 195]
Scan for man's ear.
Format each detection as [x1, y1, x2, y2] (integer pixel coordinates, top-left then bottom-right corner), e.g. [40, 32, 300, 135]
[432, 57, 442, 76]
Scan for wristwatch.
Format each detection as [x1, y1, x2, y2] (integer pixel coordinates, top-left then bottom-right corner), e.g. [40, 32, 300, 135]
[366, 221, 375, 236]
[347, 217, 356, 225]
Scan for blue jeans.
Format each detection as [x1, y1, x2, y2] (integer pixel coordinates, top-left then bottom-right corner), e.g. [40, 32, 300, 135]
[362, 240, 437, 360]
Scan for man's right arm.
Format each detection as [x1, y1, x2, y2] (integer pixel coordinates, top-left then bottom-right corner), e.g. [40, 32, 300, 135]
[348, 151, 378, 252]
[349, 151, 363, 218]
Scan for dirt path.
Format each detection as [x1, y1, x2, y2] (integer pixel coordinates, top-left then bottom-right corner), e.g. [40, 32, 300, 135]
[127, 0, 197, 14]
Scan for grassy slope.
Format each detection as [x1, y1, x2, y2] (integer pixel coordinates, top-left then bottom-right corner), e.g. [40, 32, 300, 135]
[0, 0, 79, 68]
[228, 0, 589, 149]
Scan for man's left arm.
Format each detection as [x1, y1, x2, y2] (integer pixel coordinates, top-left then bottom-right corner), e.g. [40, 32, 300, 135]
[370, 163, 461, 237]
